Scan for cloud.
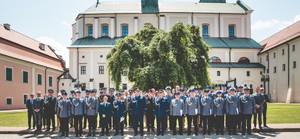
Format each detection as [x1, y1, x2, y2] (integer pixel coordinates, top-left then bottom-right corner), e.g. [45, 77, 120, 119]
[252, 13, 300, 31]
[36, 36, 69, 68]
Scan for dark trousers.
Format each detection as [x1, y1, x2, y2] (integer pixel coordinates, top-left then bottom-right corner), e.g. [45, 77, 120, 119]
[227, 115, 238, 134]
[146, 113, 155, 131]
[114, 116, 124, 134]
[215, 115, 224, 134]
[100, 116, 109, 135]
[34, 112, 42, 131]
[83, 115, 88, 128]
[60, 117, 69, 134]
[199, 115, 203, 127]
[46, 113, 55, 130]
[187, 115, 198, 135]
[124, 112, 128, 127]
[171, 116, 183, 135]
[42, 112, 46, 128]
[253, 110, 262, 128]
[132, 114, 144, 135]
[156, 116, 166, 135]
[263, 108, 267, 126]
[237, 114, 242, 129]
[242, 114, 252, 134]
[27, 110, 35, 128]
[69, 116, 74, 127]
[168, 115, 173, 130]
[128, 112, 133, 127]
[88, 115, 97, 133]
[202, 115, 212, 134]
[74, 115, 83, 136]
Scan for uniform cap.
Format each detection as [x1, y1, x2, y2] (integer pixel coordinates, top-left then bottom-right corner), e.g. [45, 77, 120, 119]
[216, 90, 222, 94]
[165, 86, 172, 90]
[75, 90, 81, 93]
[48, 89, 54, 93]
[70, 90, 75, 94]
[244, 87, 251, 90]
[174, 92, 180, 95]
[116, 92, 122, 96]
[204, 89, 210, 93]
[189, 89, 195, 93]
[229, 87, 236, 91]
[238, 85, 244, 88]
[179, 88, 184, 92]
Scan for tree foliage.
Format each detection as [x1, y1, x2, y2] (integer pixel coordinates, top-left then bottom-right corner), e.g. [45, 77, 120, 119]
[107, 23, 211, 90]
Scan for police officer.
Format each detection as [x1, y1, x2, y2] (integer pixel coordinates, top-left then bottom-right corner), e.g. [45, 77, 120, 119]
[44, 89, 57, 131]
[108, 88, 115, 129]
[185, 89, 200, 136]
[200, 89, 214, 135]
[236, 85, 245, 130]
[26, 93, 35, 130]
[226, 87, 240, 135]
[146, 90, 155, 132]
[33, 91, 44, 132]
[112, 93, 126, 136]
[99, 95, 111, 136]
[126, 89, 134, 128]
[68, 90, 75, 128]
[154, 89, 169, 136]
[240, 87, 256, 135]
[214, 90, 226, 135]
[261, 87, 270, 127]
[72, 90, 85, 137]
[170, 92, 185, 135]
[86, 90, 99, 137]
[129, 88, 147, 136]
[165, 86, 173, 130]
[253, 86, 264, 130]
[83, 90, 89, 129]
[57, 90, 71, 137]
[55, 92, 62, 132]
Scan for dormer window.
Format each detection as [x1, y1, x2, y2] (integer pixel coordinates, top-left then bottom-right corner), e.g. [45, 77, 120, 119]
[39, 43, 45, 51]
[228, 24, 236, 37]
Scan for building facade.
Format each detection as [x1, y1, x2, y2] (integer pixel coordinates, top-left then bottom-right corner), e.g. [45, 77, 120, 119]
[67, 0, 264, 93]
[259, 21, 300, 103]
[0, 24, 65, 110]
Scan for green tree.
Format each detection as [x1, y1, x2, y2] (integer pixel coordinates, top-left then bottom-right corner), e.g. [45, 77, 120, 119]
[107, 23, 210, 90]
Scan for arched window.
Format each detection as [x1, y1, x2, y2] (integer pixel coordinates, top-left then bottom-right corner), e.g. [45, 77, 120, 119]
[210, 56, 221, 63]
[202, 24, 209, 37]
[228, 24, 236, 37]
[121, 24, 128, 37]
[238, 57, 250, 63]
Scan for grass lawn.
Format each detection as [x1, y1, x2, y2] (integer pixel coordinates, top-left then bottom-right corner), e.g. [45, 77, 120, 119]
[0, 103, 299, 127]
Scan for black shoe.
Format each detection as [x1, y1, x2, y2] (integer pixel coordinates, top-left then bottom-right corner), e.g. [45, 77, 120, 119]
[59, 133, 65, 137]
[87, 133, 91, 137]
[248, 132, 252, 135]
[121, 132, 124, 136]
[65, 133, 69, 137]
[76, 134, 79, 137]
[134, 133, 138, 136]
[156, 133, 160, 136]
[147, 129, 150, 132]
[46, 129, 50, 132]
[264, 125, 268, 128]
[228, 132, 232, 135]
[173, 133, 176, 135]
[242, 133, 245, 135]
[51, 128, 56, 132]
[114, 133, 119, 136]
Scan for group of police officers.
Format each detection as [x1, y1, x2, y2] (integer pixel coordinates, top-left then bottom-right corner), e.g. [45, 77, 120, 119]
[26, 84, 269, 137]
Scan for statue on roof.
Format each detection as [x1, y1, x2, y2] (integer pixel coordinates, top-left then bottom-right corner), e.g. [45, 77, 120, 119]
[96, 0, 100, 8]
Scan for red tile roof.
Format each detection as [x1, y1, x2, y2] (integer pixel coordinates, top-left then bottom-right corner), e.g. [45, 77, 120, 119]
[260, 20, 300, 53]
[0, 24, 63, 71]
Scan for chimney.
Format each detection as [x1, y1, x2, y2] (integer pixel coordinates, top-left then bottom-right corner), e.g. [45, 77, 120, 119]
[3, 23, 10, 30]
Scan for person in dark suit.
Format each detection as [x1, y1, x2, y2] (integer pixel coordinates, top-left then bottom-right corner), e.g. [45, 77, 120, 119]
[145, 90, 155, 132]
[112, 93, 126, 136]
[261, 87, 270, 127]
[83, 90, 89, 129]
[44, 89, 57, 131]
[253, 87, 264, 130]
[26, 94, 35, 130]
[129, 88, 147, 136]
[33, 91, 44, 132]
[99, 95, 111, 136]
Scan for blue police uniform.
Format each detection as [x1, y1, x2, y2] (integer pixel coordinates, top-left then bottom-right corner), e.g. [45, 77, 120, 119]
[240, 93, 256, 135]
[200, 93, 214, 135]
[129, 93, 147, 136]
[213, 95, 226, 135]
[185, 94, 200, 135]
[170, 93, 185, 135]
[57, 98, 71, 137]
[85, 95, 99, 137]
[72, 95, 85, 137]
[113, 97, 127, 136]
[154, 96, 169, 136]
[225, 93, 240, 135]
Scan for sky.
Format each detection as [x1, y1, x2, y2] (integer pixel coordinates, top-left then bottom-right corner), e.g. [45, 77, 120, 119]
[1, 0, 300, 67]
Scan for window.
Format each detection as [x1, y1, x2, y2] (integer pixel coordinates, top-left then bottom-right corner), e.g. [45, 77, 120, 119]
[273, 52, 276, 58]
[250, 84, 253, 89]
[99, 66, 104, 74]
[62, 83, 64, 86]
[238, 57, 250, 63]
[121, 24, 128, 37]
[260, 58, 262, 63]
[266, 69, 269, 73]
[123, 70, 128, 76]
[292, 45, 295, 52]
[23, 95, 28, 104]
[247, 71, 250, 77]
[88, 25, 93, 37]
[274, 66, 277, 73]
[81, 66, 86, 75]
[266, 55, 269, 61]
[37, 74, 42, 85]
[23, 71, 28, 83]
[293, 61, 296, 69]
[260, 71, 263, 75]
[202, 24, 209, 37]
[81, 83, 86, 91]
[282, 49, 285, 55]
[101, 25, 109, 37]
[228, 24, 235, 37]
[5, 67, 13, 81]
[99, 83, 104, 89]
[282, 64, 286, 71]
[210, 56, 221, 63]
[49, 76, 53, 87]
[217, 71, 221, 76]
[6, 98, 12, 105]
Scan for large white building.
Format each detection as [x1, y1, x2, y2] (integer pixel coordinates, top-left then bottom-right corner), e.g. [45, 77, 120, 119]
[258, 21, 300, 103]
[66, 0, 265, 93]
